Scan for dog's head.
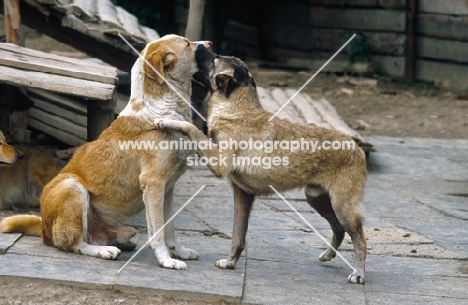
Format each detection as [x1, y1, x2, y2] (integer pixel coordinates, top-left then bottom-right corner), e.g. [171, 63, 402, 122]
[0, 131, 24, 166]
[195, 51, 256, 98]
[139, 34, 212, 86]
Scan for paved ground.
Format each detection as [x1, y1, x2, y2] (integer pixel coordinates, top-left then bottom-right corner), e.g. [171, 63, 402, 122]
[1, 135, 468, 304]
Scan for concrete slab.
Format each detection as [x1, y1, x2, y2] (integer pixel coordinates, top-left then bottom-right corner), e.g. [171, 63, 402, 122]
[1, 136, 468, 304]
[242, 260, 366, 305]
[0, 232, 21, 254]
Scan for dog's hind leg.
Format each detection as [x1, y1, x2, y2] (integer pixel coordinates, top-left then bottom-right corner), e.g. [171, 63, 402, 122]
[48, 178, 121, 259]
[164, 185, 199, 260]
[328, 178, 367, 284]
[216, 182, 254, 269]
[305, 186, 345, 262]
[107, 226, 138, 251]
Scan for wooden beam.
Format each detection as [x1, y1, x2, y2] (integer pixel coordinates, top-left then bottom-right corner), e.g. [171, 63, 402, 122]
[185, 0, 205, 41]
[405, 0, 418, 79]
[3, 0, 23, 46]
[4, 0, 29, 143]
[0, 66, 115, 101]
[87, 94, 116, 141]
[0, 1, 136, 73]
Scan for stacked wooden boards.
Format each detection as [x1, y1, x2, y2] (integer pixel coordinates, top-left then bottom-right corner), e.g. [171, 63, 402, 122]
[0, 0, 160, 72]
[257, 87, 375, 154]
[417, 0, 468, 88]
[176, 0, 468, 88]
[0, 43, 118, 146]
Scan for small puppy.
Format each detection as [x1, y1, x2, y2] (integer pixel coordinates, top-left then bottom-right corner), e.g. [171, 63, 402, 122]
[156, 51, 368, 283]
[0, 131, 63, 210]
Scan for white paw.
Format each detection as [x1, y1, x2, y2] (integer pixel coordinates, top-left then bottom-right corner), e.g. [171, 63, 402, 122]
[215, 259, 236, 269]
[171, 246, 199, 260]
[159, 258, 187, 270]
[318, 249, 335, 262]
[97, 246, 121, 260]
[347, 271, 365, 284]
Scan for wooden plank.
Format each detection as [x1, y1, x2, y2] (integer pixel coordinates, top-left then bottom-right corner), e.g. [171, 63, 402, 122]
[418, 14, 468, 42]
[417, 37, 468, 64]
[285, 89, 323, 126]
[0, 1, 136, 73]
[0, 65, 115, 101]
[87, 97, 115, 141]
[371, 55, 406, 77]
[419, 0, 468, 15]
[28, 88, 87, 115]
[28, 117, 86, 147]
[0, 49, 118, 85]
[265, 4, 406, 32]
[28, 107, 88, 140]
[29, 97, 87, 127]
[223, 20, 259, 46]
[0, 43, 117, 84]
[416, 59, 468, 88]
[263, 23, 406, 55]
[270, 88, 303, 122]
[257, 87, 280, 114]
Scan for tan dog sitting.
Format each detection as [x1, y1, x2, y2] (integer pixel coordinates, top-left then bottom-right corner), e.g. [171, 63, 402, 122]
[1, 35, 212, 270]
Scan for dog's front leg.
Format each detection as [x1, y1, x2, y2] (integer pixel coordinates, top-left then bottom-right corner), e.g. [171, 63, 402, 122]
[155, 119, 232, 177]
[216, 182, 254, 269]
[139, 172, 186, 270]
[164, 185, 199, 260]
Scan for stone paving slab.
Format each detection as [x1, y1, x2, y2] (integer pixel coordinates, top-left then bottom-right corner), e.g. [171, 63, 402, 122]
[0, 232, 21, 254]
[242, 259, 366, 305]
[1, 136, 468, 304]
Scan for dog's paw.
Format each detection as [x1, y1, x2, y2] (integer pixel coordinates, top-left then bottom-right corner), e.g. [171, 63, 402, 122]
[153, 119, 166, 130]
[97, 246, 121, 260]
[170, 246, 199, 260]
[215, 259, 236, 269]
[347, 271, 365, 284]
[318, 249, 336, 262]
[158, 258, 187, 270]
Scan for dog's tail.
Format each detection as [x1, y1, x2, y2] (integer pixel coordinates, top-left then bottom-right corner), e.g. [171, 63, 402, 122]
[0, 215, 42, 237]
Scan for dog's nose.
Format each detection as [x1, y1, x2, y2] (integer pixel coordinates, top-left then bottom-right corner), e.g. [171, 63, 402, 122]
[204, 41, 213, 50]
[17, 150, 24, 159]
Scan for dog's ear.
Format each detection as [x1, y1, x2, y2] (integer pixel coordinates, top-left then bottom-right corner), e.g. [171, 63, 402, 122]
[144, 48, 177, 85]
[215, 74, 237, 98]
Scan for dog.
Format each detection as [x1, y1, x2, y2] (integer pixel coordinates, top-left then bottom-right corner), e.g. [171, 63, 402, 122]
[155, 51, 368, 283]
[0, 131, 23, 166]
[0, 35, 212, 270]
[0, 131, 63, 210]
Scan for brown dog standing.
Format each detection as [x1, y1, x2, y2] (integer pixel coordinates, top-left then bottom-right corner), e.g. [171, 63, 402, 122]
[156, 51, 368, 283]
